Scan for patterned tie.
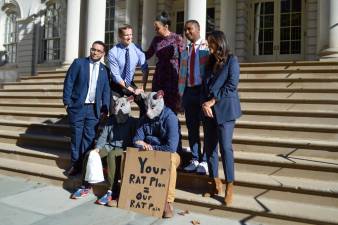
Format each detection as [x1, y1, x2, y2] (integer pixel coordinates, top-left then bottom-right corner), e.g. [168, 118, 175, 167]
[189, 43, 195, 86]
[88, 62, 98, 103]
[124, 48, 131, 86]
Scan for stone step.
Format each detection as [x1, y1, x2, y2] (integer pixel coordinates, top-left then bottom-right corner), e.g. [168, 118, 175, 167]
[5, 83, 338, 94]
[238, 87, 338, 93]
[19, 73, 338, 83]
[174, 187, 338, 225]
[239, 72, 338, 79]
[233, 149, 338, 172]
[179, 165, 338, 197]
[0, 91, 61, 96]
[0, 105, 65, 113]
[0, 130, 69, 149]
[0, 109, 65, 121]
[0, 88, 62, 92]
[241, 97, 338, 104]
[0, 157, 79, 189]
[1, 81, 64, 89]
[0, 142, 69, 169]
[0, 141, 336, 199]
[20, 78, 66, 82]
[238, 82, 338, 89]
[0, 96, 62, 103]
[1, 123, 337, 173]
[239, 61, 338, 67]
[4, 90, 338, 104]
[239, 67, 338, 73]
[3, 114, 338, 144]
[0, 120, 70, 135]
[241, 102, 338, 112]
[240, 92, 338, 100]
[0, 146, 337, 225]
[1, 154, 336, 225]
[240, 114, 338, 126]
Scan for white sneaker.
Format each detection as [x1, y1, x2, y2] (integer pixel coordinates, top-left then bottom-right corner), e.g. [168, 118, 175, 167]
[181, 147, 191, 153]
[196, 162, 208, 175]
[184, 160, 199, 172]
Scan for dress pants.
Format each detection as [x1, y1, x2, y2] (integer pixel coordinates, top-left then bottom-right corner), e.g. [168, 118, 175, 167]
[69, 104, 99, 169]
[203, 117, 235, 182]
[182, 86, 206, 162]
[167, 153, 181, 203]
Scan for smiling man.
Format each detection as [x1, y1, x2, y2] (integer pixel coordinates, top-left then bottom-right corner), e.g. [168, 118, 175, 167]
[63, 41, 110, 176]
[108, 24, 149, 116]
[179, 20, 209, 175]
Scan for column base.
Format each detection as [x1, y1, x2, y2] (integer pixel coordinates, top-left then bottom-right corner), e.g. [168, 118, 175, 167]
[59, 61, 72, 70]
[319, 48, 338, 61]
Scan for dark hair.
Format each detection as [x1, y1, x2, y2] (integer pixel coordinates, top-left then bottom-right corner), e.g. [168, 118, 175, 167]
[92, 40, 107, 53]
[155, 11, 171, 26]
[207, 30, 231, 72]
[185, 20, 200, 30]
[118, 24, 133, 37]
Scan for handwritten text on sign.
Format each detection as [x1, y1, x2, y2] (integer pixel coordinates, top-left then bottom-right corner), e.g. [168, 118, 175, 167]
[118, 149, 171, 218]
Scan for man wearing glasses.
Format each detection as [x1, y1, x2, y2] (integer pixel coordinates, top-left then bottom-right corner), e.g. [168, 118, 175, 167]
[108, 24, 149, 116]
[63, 41, 111, 176]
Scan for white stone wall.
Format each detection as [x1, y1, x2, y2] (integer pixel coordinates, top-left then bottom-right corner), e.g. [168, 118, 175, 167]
[304, 0, 318, 60]
[235, 0, 249, 61]
[213, 0, 220, 31]
[114, 0, 126, 43]
[16, 18, 35, 76]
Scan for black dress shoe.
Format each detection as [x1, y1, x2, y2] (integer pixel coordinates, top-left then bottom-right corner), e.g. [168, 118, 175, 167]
[65, 166, 80, 176]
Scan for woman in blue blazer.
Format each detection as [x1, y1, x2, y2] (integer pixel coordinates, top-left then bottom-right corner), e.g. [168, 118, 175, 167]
[201, 31, 241, 206]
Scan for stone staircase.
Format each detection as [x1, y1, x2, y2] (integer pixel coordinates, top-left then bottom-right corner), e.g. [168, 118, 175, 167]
[0, 62, 338, 224]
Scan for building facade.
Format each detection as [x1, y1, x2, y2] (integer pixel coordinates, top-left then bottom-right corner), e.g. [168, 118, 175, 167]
[0, 0, 337, 80]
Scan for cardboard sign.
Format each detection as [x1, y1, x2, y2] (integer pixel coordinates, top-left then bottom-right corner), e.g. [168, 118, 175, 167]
[118, 148, 171, 218]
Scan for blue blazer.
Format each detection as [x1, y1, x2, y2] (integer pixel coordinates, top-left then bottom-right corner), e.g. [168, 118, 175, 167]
[202, 55, 242, 124]
[63, 57, 110, 119]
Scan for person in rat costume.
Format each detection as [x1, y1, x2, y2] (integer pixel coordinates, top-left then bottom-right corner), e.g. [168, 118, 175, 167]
[70, 94, 138, 207]
[133, 90, 181, 218]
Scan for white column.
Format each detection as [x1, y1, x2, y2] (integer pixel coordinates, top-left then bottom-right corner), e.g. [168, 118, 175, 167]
[85, 0, 106, 54]
[64, 0, 81, 65]
[184, 0, 207, 39]
[141, 0, 157, 66]
[220, 0, 236, 53]
[320, 0, 338, 60]
[141, 0, 157, 51]
[126, 0, 139, 44]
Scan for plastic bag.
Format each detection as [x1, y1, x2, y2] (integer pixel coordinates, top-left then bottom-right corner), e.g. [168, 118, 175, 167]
[84, 150, 104, 183]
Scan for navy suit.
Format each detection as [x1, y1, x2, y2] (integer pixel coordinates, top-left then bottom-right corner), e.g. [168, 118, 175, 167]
[63, 57, 110, 169]
[201, 55, 241, 182]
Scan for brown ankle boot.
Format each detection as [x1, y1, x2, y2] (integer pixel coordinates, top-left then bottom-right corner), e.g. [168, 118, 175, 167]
[163, 202, 174, 218]
[224, 182, 234, 206]
[203, 178, 223, 197]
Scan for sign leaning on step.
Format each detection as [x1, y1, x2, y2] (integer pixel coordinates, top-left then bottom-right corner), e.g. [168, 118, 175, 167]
[118, 148, 171, 218]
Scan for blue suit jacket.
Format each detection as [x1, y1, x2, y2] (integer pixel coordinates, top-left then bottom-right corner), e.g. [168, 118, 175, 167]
[63, 57, 110, 119]
[202, 55, 242, 124]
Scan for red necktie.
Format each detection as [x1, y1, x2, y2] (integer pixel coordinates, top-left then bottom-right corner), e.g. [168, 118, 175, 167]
[189, 43, 195, 86]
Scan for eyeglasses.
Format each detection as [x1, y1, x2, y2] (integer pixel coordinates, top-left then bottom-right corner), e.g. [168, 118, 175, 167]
[90, 48, 104, 54]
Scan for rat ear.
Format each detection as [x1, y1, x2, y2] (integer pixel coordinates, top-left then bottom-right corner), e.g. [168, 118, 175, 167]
[156, 90, 164, 99]
[140, 92, 148, 99]
[127, 95, 134, 102]
[112, 92, 121, 101]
